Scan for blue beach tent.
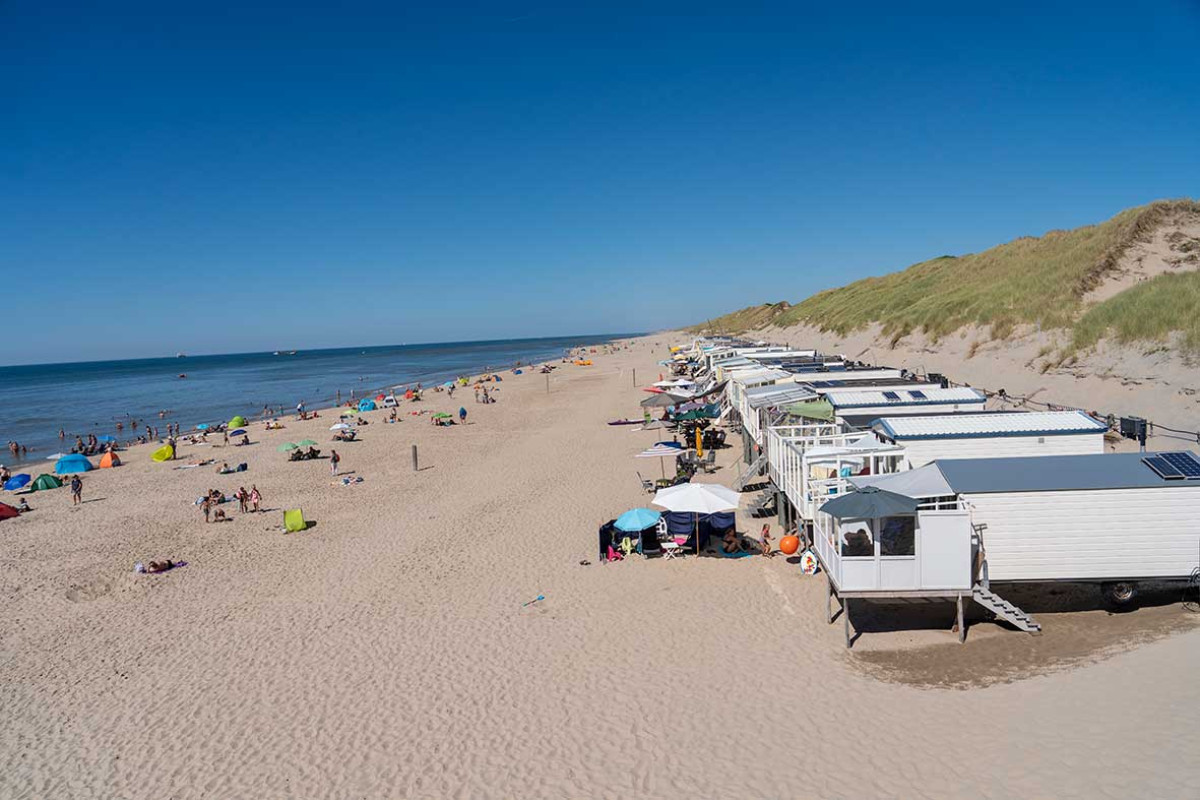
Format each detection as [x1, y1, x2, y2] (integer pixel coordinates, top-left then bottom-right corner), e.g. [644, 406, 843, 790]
[358, 399, 377, 412]
[55, 454, 94, 474]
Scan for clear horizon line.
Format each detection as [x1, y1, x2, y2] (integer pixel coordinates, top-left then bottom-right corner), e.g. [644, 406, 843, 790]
[0, 330, 655, 371]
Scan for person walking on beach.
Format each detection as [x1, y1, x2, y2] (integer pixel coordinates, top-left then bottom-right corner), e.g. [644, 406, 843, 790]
[237, 487, 248, 513]
[70, 475, 83, 506]
[249, 485, 262, 513]
[223, 430, 229, 447]
[329, 449, 340, 476]
[459, 406, 467, 425]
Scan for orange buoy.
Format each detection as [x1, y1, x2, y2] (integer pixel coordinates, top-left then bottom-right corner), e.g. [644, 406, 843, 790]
[779, 535, 800, 556]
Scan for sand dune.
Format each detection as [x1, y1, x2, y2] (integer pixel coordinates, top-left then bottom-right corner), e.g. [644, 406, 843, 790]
[2, 339, 1198, 799]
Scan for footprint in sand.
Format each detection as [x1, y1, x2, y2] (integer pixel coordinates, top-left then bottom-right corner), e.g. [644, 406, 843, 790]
[65, 578, 114, 603]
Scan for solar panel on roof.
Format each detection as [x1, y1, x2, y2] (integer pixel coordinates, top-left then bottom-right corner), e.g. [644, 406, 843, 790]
[909, 390, 927, 400]
[1144, 456, 1185, 480]
[882, 391, 900, 401]
[1161, 451, 1200, 478]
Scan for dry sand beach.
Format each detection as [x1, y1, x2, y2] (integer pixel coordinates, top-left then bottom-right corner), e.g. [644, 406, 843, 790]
[3, 337, 1200, 799]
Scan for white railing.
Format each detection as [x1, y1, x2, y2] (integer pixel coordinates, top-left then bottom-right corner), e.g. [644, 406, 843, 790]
[813, 512, 841, 586]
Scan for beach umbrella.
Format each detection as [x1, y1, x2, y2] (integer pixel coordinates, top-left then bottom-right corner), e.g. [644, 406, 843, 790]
[641, 392, 688, 409]
[614, 507, 661, 532]
[45, 452, 68, 461]
[341, 408, 359, 416]
[196, 423, 210, 430]
[330, 423, 352, 431]
[229, 429, 247, 436]
[641, 420, 674, 431]
[652, 482, 740, 555]
[54, 454, 93, 474]
[636, 443, 687, 479]
[30, 474, 62, 492]
[277, 442, 300, 452]
[432, 412, 452, 419]
[442, 381, 455, 388]
[819, 486, 919, 519]
[652, 482, 739, 515]
[296, 439, 318, 447]
[4, 474, 31, 491]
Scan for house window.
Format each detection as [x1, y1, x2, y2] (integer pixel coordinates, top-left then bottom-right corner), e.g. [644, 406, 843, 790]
[879, 516, 915, 556]
[841, 524, 874, 557]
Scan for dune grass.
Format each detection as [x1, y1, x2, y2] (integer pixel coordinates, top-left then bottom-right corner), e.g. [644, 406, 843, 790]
[688, 302, 791, 334]
[775, 200, 1200, 344]
[1072, 270, 1200, 353]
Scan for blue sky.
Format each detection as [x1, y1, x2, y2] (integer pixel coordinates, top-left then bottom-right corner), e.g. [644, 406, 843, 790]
[2, 1, 1198, 364]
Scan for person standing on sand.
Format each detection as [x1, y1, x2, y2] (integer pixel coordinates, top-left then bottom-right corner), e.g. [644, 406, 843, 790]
[237, 487, 248, 513]
[329, 449, 340, 476]
[249, 485, 262, 513]
[459, 406, 467, 424]
[201, 496, 212, 523]
[223, 431, 229, 447]
[70, 475, 83, 506]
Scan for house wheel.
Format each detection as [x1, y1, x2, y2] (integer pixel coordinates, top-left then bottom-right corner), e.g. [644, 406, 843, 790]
[1102, 582, 1138, 606]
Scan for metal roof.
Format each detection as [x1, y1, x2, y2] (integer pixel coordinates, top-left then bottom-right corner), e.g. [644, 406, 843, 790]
[825, 387, 986, 408]
[744, 383, 816, 409]
[874, 410, 1107, 440]
[851, 464, 955, 498]
[727, 367, 791, 386]
[934, 451, 1200, 494]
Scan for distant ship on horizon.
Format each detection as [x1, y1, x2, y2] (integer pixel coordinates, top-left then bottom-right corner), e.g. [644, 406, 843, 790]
[273, 350, 299, 356]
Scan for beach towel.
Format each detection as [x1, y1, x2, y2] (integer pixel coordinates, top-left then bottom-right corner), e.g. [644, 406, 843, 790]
[284, 508, 307, 533]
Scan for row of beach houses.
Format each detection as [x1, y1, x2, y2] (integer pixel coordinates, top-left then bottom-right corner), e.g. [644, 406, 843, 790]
[669, 337, 1200, 643]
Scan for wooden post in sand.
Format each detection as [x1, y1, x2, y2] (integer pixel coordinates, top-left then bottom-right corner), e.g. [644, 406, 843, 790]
[411, 444, 418, 472]
[632, 368, 637, 387]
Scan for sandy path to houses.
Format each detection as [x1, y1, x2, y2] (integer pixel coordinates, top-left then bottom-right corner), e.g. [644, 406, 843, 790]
[1, 338, 1198, 799]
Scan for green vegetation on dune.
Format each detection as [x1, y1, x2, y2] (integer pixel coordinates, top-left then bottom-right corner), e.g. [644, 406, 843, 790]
[687, 302, 791, 334]
[1073, 270, 1200, 353]
[776, 200, 1200, 343]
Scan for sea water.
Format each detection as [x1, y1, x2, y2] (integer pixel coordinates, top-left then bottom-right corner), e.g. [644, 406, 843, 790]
[0, 334, 635, 464]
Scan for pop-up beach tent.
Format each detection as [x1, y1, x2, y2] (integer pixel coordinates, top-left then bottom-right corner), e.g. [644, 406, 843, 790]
[358, 399, 376, 412]
[151, 444, 174, 462]
[228, 415, 248, 428]
[30, 474, 62, 492]
[55, 454, 93, 474]
[0, 503, 19, 521]
[98, 452, 121, 469]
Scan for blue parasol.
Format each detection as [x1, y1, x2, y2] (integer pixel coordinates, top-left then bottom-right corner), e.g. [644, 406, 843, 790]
[615, 507, 662, 532]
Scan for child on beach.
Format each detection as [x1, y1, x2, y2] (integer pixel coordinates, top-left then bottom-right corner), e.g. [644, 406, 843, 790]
[329, 450, 340, 476]
[201, 496, 212, 523]
[70, 476, 83, 506]
[760, 524, 774, 558]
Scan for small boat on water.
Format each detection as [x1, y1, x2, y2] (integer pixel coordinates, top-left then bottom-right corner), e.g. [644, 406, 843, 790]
[176, 352, 186, 358]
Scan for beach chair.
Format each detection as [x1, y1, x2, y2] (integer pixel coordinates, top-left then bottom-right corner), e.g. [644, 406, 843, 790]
[636, 472, 656, 494]
[284, 508, 307, 533]
[701, 450, 717, 474]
